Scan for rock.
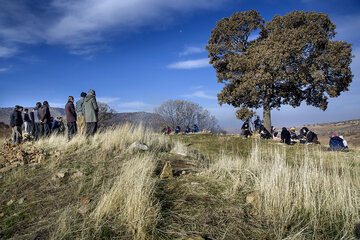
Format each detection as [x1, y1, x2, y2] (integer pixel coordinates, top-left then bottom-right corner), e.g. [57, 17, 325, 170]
[187, 174, 194, 178]
[128, 141, 149, 151]
[188, 236, 205, 240]
[54, 169, 70, 179]
[0, 164, 19, 174]
[17, 197, 25, 205]
[246, 192, 258, 205]
[0, 212, 4, 217]
[36, 154, 45, 164]
[6, 199, 14, 206]
[160, 161, 173, 179]
[71, 169, 84, 179]
[78, 204, 91, 216]
[190, 182, 200, 186]
[81, 198, 91, 205]
[28, 163, 41, 169]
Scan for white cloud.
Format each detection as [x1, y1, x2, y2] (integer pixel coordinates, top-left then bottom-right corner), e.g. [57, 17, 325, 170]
[179, 46, 205, 56]
[97, 97, 120, 104]
[0, 46, 18, 58]
[167, 58, 210, 69]
[183, 90, 217, 100]
[0, 67, 9, 72]
[117, 101, 148, 109]
[0, 0, 229, 57]
[49, 102, 65, 108]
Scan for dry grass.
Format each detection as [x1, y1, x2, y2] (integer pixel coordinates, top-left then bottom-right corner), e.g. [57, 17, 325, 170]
[206, 140, 360, 239]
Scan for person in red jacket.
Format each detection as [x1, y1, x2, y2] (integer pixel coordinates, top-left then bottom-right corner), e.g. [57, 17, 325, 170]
[65, 96, 77, 140]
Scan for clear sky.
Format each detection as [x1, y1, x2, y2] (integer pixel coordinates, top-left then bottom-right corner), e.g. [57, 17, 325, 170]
[0, 0, 359, 128]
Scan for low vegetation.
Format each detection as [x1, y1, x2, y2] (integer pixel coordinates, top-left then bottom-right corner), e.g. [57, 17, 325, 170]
[0, 125, 359, 239]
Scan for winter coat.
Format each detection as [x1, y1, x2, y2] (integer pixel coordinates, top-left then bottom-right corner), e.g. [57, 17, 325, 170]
[328, 136, 345, 151]
[306, 131, 317, 143]
[76, 97, 85, 116]
[84, 91, 98, 123]
[24, 113, 31, 122]
[281, 128, 291, 145]
[65, 101, 77, 122]
[242, 122, 250, 130]
[38, 105, 51, 124]
[10, 109, 23, 127]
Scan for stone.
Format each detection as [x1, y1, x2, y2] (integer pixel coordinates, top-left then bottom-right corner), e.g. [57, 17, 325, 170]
[0, 212, 4, 217]
[160, 161, 173, 179]
[71, 169, 84, 179]
[37, 154, 45, 163]
[55, 169, 70, 179]
[128, 141, 149, 151]
[190, 182, 200, 186]
[78, 204, 91, 216]
[81, 198, 91, 205]
[6, 199, 14, 206]
[188, 236, 205, 240]
[246, 192, 258, 205]
[28, 163, 41, 169]
[17, 197, 25, 205]
[0, 164, 18, 174]
[187, 174, 194, 178]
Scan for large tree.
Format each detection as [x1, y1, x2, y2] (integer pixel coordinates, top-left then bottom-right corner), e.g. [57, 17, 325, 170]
[154, 100, 223, 133]
[206, 10, 353, 131]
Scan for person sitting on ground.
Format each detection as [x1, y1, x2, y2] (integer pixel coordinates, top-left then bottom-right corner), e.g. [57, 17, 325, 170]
[259, 125, 271, 140]
[254, 116, 261, 131]
[281, 127, 291, 145]
[166, 126, 171, 135]
[339, 136, 348, 150]
[57, 117, 65, 135]
[10, 105, 23, 144]
[306, 130, 319, 144]
[290, 128, 297, 140]
[51, 117, 59, 134]
[241, 120, 252, 138]
[193, 124, 199, 133]
[271, 126, 278, 138]
[175, 126, 181, 134]
[185, 126, 191, 134]
[299, 127, 309, 143]
[161, 127, 167, 135]
[328, 133, 345, 151]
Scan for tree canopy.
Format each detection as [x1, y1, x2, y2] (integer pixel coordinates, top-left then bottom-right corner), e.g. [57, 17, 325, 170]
[206, 10, 353, 131]
[154, 100, 223, 133]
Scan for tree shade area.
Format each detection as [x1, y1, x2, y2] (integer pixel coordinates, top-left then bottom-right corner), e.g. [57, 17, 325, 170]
[206, 10, 353, 132]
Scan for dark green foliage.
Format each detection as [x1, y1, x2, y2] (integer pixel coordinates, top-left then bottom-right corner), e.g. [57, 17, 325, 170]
[206, 10, 353, 131]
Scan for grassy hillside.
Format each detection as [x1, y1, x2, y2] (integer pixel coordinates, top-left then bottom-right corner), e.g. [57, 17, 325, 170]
[0, 126, 359, 239]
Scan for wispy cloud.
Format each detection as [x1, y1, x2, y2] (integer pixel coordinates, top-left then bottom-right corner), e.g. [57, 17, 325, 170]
[117, 101, 148, 109]
[97, 97, 120, 104]
[49, 102, 65, 108]
[0, 0, 229, 58]
[167, 58, 209, 69]
[183, 90, 217, 100]
[0, 67, 10, 72]
[0, 46, 18, 58]
[179, 46, 205, 56]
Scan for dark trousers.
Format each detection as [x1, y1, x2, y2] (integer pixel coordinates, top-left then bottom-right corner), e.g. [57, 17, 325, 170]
[33, 123, 41, 141]
[42, 123, 51, 138]
[86, 122, 98, 137]
[67, 122, 77, 140]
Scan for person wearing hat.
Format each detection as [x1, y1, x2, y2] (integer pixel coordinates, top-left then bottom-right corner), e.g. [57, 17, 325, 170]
[328, 133, 345, 151]
[65, 96, 77, 140]
[10, 105, 24, 144]
[76, 92, 87, 135]
[84, 89, 99, 136]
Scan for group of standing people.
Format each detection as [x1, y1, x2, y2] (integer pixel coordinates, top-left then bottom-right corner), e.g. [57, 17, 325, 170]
[9, 89, 99, 144]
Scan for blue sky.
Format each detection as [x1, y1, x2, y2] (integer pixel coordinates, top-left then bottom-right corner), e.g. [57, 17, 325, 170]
[0, 0, 359, 128]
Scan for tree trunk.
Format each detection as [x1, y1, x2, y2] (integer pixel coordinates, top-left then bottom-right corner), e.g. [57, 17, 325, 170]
[263, 105, 271, 134]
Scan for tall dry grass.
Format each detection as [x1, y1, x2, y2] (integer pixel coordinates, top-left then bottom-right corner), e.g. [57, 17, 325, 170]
[207, 141, 360, 239]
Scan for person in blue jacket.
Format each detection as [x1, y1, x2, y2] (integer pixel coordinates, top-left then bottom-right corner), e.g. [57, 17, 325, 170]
[328, 133, 345, 151]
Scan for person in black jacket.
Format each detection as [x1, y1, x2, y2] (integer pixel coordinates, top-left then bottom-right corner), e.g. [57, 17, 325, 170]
[281, 127, 291, 145]
[10, 105, 24, 144]
[32, 102, 42, 140]
[241, 120, 252, 138]
[23, 108, 31, 136]
[39, 101, 51, 137]
[259, 125, 271, 140]
[65, 96, 77, 140]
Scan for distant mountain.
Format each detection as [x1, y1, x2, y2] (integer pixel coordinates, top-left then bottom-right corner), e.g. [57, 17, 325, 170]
[0, 107, 65, 125]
